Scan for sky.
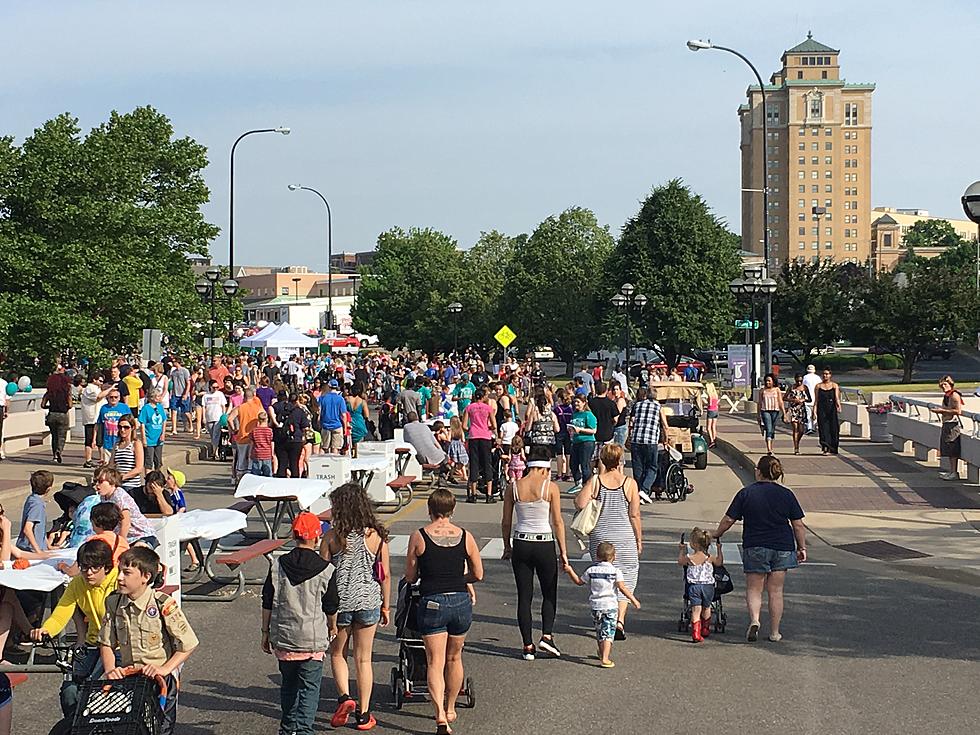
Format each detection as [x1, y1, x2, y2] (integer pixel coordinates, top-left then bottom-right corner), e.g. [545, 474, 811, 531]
[4, 1, 979, 271]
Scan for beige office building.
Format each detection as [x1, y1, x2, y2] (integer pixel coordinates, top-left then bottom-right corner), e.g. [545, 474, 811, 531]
[870, 207, 979, 271]
[739, 33, 875, 268]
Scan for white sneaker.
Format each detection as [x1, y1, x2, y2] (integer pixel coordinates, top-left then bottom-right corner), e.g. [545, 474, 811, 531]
[638, 490, 652, 504]
[940, 472, 959, 481]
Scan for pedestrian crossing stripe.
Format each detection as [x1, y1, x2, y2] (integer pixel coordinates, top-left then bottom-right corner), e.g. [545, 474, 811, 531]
[382, 536, 834, 566]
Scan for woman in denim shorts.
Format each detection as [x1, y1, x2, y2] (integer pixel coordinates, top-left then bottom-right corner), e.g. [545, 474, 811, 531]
[713, 455, 806, 643]
[321, 482, 391, 731]
[405, 489, 484, 734]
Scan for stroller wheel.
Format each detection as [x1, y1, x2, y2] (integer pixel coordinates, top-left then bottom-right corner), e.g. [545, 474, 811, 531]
[677, 619, 686, 633]
[463, 677, 476, 708]
[390, 667, 403, 709]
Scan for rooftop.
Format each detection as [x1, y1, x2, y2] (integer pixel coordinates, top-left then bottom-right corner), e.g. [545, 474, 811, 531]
[784, 32, 839, 56]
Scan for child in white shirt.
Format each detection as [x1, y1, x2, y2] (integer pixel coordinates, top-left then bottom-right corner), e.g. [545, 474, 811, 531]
[565, 542, 640, 668]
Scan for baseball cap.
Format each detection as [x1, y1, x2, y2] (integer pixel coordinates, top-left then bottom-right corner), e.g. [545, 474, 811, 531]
[166, 468, 186, 488]
[292, 512, 323, 541]
[328, 379, 340, 388]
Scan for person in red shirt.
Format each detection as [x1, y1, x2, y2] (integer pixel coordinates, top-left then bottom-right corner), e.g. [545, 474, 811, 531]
[208, 356, 232, 385]
[250, 412, 275, 476]
[42, 363, 73, 463]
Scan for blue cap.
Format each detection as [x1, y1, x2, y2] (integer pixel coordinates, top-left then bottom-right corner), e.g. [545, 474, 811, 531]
[328, 379, 340, 388]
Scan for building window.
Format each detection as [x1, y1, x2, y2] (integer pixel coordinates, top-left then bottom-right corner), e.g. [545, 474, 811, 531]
[821, 70, 828, 79]
[798, 171, 805, 179]
[825, 242, 833, 249]
[845, 102, 859, 126]
[797, 71, 803, 79]
[811, 227, 819, 236]
[851, 200, 858, 209]
[825, 227, 832, 236]
[798, 185, 805, 193]
[798, 213, 806, 221]
[825, 142, 832, 151]
[825, 127, 832, 136]
[825, 199, 833, 208]
[845, 160, 851, 168]
[811, 156, 818, 164]
[798, 242, 805, 250]
[766, 104, 781, 125]
[812, 127, 819, 136]
[799, 129, 806, 137]
[811, 199, 819, 207]
[799, 227, 806, 236]
[825, 170, 832, 179]
[802, 56, 809, 66]
[812, 243, 819, 250]
[883, 233, 893, 247]
[824, 156, 832, 165]
[825, 184, 832, 193]
[811, 185, 819, 193]
[806, 92, 824, 123]
[281, 287, 289, 295]
[844, 201, 851, 210]
[798, 156, 805, 165]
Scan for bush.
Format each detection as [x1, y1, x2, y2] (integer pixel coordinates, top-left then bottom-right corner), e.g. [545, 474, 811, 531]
[871, 354, 903, 370]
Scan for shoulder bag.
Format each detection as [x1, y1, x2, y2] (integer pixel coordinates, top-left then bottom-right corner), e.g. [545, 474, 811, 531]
[570, 482, 603, 549]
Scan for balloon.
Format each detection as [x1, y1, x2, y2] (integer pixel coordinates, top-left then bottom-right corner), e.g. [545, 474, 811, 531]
[24, 386, 32, 393]
[4, 383, 16, 396]
[219, 414, 228, 427]
[17, 376, 31, 391]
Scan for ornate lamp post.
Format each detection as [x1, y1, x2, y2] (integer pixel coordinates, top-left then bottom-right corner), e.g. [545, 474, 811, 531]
[613, 283, 647, 380]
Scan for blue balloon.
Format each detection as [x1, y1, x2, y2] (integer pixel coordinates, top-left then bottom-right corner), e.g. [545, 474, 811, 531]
[219, 414, 229, 427]
[4, 383, 16, 396]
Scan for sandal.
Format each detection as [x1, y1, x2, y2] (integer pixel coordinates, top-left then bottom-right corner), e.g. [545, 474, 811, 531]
[436, 722, 453, 734]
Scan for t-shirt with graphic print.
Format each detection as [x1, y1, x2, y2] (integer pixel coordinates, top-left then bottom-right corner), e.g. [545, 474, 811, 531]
[582, 561, 623, 611]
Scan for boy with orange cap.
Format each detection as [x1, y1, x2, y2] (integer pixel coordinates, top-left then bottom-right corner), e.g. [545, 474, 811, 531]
[261, 512, 337, 735]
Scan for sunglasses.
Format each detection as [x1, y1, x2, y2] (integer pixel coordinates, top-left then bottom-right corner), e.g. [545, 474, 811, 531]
[108, 394, 120, 399]
[118, 425, 133, 431]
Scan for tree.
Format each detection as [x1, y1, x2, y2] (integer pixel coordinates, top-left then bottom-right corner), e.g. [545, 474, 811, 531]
[0, 107, 219, 375]
[502, 208, 613, 372]
[459, 230, 521, 348]
[902, 219, 965, 252]
[352, 227, 465, 352]
[852, 259, 976, 382]
[608, 179, 741, 368]
[772, 261, 862, 364]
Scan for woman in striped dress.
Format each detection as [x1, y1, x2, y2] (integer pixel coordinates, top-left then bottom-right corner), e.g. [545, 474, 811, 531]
[110, 415, 144, 497]
[575, 442, 642, 640]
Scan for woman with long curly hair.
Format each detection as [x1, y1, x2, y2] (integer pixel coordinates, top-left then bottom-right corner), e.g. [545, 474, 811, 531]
[320, 482, 391, 731]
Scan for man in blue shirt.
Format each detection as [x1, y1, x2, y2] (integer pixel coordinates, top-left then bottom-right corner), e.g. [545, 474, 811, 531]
[317, 380, 348, 455]
[97, 389, 132, 462]
[138, 389, 168, 470]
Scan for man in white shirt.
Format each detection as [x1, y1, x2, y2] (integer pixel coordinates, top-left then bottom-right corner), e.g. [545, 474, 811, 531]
[611, 365, 630, 399]
[802, 364, 821, 433]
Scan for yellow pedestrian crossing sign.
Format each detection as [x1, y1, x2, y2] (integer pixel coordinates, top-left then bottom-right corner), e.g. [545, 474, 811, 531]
[494, 325, 517, 348]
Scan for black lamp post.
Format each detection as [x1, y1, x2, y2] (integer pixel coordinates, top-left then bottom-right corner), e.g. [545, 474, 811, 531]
[729, 268, 776, 390]
[447, 302, 463, 355]
[961, 182, 980, 293]
[292, 276, 301, 302]
[228, 126, 289, 337]
[612, 282, 647, 380]
[688, 39, 773, 377]
[288, 184, 334, 329]
[196, 267, 239, 364]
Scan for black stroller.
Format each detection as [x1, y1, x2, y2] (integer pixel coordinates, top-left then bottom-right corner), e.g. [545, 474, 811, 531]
[390, 579, 475, 711]
[676, 535, 733, 634]
[51, 482, 94, 541]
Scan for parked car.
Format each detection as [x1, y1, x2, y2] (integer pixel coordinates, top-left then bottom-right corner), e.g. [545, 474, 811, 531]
[354, 333, 380, 348]
[322, 335, 361, 354]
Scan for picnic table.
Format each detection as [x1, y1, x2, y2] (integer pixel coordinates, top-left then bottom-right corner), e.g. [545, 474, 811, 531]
[0, 547, 77, 592]
[350, 454, 390, 491]
[235, 474, 331, 539]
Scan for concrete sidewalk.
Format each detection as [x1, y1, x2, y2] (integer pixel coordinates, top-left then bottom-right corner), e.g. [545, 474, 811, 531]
[714, 413, 980, 584]
[0, 431, 205, 503]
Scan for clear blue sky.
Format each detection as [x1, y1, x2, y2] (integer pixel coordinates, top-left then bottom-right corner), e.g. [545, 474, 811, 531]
[4, 1, 978, 270]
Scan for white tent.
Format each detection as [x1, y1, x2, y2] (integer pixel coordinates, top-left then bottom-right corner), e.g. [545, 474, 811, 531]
[255, 322, 318, 349]
[240, 322, 281, 348]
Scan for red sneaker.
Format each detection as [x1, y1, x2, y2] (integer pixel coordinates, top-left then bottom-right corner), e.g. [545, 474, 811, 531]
[701, 619, 711, 638]
[355, 713, 377, 731]
[331, 698, 356, 728]
[691, 619, 703, 643]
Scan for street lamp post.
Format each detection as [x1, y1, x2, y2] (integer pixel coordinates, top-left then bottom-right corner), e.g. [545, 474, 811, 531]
[688, 39, 773, 376]
[612, 283, 647, 381]
[195, 267, 239, 364]
[292, 276, 301, 303]
[228, 126, 289, 337]
[447, 302, 463, 355]
[729, 270, 776, 391]
[288, 185, 334, 329]
[961, 182, 980, 293]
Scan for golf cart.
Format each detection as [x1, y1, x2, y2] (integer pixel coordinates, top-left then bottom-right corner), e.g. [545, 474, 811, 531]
[648, 382, 709, 470]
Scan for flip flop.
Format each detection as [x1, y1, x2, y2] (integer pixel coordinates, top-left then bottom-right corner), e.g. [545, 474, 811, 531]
[599, 660, 616, 668]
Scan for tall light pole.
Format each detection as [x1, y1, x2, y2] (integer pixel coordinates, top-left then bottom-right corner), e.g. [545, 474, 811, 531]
[447, 302, 463, 355]
[196, 266, 239, 364]
[961, 182, 980, 293]
[288, 185, 334, 329]
[612, 283, 647, 382]
[228, 126, 289, 337]
[688, 39, 773, 376]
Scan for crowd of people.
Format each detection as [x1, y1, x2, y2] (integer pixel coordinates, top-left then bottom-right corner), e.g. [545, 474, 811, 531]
[0, 347, 820, 735]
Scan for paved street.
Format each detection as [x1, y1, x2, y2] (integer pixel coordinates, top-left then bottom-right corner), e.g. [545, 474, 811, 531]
[9, 450, 980, 733]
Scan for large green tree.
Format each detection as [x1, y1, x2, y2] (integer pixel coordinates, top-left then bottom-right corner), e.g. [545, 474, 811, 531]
[772, 261, 863, 364]
[0, 107, 219, 375]
[353, 227, 465, 352]
[609, 180, 740, 367]
[902, 219, 966, 252]
[851, 259, 977, 382]
[502, 207, 613, 371]
[459, 230, 521, 348]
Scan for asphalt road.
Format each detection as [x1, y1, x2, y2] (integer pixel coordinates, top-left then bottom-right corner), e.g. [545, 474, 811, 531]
[11, 454, 980, 734]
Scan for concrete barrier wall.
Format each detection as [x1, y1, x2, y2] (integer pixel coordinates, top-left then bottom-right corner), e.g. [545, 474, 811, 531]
[887, 396, 980, 480]
[1, 391, 76, 456]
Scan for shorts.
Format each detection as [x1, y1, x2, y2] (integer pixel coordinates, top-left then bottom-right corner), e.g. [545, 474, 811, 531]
[250, 458, 273, 476]
[84, 423, 96, 446]
[686, 582, 715, 608]
[336, 607, 381, 628]
[234, 442, 252, 473]
[554, 431, 571, 457]
[417, 592, 472, 636]
[170, 396, 191, 415]
[321, 428, 344, 451]
[591, 609, 618, 642]
[742, 546, 798, 574]
[706, 409, 719, 419]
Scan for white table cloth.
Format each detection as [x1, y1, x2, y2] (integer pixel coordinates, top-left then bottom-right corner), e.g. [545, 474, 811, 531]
[159, 509, 249, 543]
[235, 474, 331, 510]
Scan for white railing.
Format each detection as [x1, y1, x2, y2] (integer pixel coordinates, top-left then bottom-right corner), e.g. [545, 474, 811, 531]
[839, 386, 867, 405]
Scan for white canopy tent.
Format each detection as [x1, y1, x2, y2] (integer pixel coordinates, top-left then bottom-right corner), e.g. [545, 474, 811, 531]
[259, 323, 318, 349]
[240, 321, 282, 348]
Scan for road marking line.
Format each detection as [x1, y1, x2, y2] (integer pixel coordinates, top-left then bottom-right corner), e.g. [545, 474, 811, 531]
[481, 538, 506, 559]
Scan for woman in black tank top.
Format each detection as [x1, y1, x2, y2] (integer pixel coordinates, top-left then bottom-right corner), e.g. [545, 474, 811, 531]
[405, 489, 484, 734]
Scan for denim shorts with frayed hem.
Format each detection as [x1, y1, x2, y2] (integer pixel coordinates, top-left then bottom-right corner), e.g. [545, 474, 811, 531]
[742, 546, 798, 574]
[336, 607, 381, 627]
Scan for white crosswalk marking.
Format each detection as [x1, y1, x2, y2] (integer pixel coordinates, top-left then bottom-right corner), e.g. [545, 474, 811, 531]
[382, 534, 834, 566]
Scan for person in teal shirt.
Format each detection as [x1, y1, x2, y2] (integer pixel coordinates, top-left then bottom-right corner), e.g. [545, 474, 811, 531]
[418, 379, 433, 420]
[452, 375, 475, 416]
[568, 395, 597, 491]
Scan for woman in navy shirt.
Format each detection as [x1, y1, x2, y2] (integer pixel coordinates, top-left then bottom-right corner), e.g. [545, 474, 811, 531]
[714, 455, 806, 643]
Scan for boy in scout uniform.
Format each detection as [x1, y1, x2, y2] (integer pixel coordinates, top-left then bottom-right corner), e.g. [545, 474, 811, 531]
[99, 546, 198, 735]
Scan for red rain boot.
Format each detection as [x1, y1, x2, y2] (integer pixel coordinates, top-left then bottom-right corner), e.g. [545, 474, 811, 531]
[701, 617, 711, 638]
[691, 619, 703, 643]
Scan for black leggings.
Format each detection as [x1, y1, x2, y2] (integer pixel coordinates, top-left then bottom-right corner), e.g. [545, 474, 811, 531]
[468, 438, 493, 490]
[275, 441, 304, 478]
[511, 539, 558, 647]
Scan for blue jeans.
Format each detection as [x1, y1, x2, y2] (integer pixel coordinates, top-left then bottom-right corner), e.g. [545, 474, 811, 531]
[612, 425, 628, 446]
[251, 458, 273, 476]
[631, 443, 660, 493]
[60, 646, 114, 718]
[570, 441, 595, 484]
[278, 657, 324, 735]
[760, 410, 779, 440]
